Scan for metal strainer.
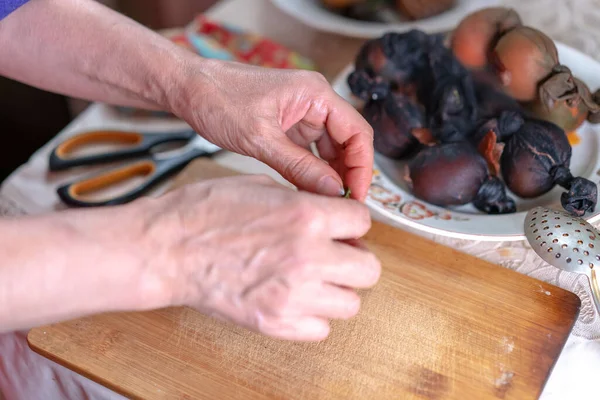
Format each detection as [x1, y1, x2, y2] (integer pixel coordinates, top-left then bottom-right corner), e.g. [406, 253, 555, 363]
[524, 206, 600, 313]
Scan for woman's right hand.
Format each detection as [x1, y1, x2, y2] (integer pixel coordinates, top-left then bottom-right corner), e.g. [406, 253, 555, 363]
[138, 174, 381, 341]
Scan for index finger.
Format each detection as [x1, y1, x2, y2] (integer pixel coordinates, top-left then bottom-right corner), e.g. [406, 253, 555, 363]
[325, 92, 374, 202]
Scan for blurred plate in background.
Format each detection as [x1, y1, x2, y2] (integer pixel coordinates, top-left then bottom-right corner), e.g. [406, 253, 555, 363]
[270, 0, 500, 38]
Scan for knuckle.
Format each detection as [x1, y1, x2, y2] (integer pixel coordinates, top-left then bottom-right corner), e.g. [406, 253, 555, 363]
[281, 152, 313, 184]
[286, 242, 312, 275]
[256, 280, 294, 318]
[295, 69, 327, 84]
[311, 71, 329, 84]
[271, 293, 294, 318]
[289, 200, 323, 235]
[248, 173, 276, 185]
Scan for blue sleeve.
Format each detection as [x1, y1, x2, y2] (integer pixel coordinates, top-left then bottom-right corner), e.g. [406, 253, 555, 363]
[0, 0, 30, 20]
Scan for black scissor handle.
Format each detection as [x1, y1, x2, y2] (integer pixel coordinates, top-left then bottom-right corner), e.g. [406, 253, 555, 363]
[56, 146, 210, 207]
[48, 129, 196, 171]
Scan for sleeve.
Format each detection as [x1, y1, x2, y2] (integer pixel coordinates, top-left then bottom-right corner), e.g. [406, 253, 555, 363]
[0, 0, 29, 20]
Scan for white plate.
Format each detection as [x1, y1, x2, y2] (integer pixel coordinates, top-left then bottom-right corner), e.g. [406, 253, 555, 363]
[270, 0, 500, 38]
[332, 41, 600, 241]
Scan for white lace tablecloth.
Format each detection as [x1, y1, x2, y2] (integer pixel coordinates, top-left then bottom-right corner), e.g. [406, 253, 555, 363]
[2, 0, 600, 399]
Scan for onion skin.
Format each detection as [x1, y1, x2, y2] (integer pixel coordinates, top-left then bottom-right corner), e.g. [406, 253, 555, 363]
[527, 74, 596, 133]
[588, 89, 600, 124]
[491, 26, 559, 102]
[450, 7, 522, 68]
[527, 94, 588, 134]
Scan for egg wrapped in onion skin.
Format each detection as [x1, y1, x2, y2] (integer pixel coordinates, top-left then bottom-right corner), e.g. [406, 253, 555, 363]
[354, 37, 405, 84]
[500, 118, 597, 216]
[490, 26, 559, 102]
[407, 142, 516, 214]
[354, 29, 431, 88]
[450, 7, 522, 68]
[348, 69, 424, 159]
[527, 71, 600, 133]
[471, 69, 527, 122]
[417, 44, 479, 143]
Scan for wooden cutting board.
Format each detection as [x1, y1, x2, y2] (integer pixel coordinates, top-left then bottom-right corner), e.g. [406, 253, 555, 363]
[28, 159, 581, 400]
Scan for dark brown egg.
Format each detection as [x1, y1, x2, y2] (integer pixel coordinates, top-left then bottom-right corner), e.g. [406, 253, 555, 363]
[409, 142, 487, 206]
[501, 118, 571, 198]
[500, 118, 597, 216]
[367, 95, 424, 159]
[408, 142, 516, 214]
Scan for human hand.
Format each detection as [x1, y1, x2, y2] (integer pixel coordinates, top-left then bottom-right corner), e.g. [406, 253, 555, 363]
[174, 60, 374, 202]
[139, 175, 380, 341]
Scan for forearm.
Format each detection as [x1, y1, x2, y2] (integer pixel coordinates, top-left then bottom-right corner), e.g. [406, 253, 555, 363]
[0, 204, 170, 332]
[0, 0, 204, 112]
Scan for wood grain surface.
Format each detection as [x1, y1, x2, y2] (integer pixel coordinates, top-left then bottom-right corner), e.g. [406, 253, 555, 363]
[28, 158, 581, 400]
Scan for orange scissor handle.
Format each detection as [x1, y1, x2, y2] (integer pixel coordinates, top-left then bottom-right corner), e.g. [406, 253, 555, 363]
[56, 143, 211, 207]
[49, 129, 196, 171]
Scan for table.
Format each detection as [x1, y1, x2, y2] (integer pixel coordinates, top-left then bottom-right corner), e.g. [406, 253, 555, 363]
[1, 0, 600, 399]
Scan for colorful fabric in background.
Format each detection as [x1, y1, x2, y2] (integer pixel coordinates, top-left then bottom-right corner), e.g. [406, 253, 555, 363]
[187, 15, 315, 69]
[116, 15, 316, 118]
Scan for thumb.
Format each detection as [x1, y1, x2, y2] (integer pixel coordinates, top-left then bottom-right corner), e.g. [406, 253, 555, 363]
[263, 135, 345, 197]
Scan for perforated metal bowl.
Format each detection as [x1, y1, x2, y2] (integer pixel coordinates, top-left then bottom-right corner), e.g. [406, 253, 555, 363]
[525, 206, 600, 313]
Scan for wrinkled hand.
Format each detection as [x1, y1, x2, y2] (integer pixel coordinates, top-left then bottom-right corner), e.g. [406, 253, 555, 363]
[176, 60, 374, 201]
[140, 175, 381, 341]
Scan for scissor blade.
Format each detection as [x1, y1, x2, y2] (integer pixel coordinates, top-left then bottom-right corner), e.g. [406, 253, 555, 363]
[154, 135, 221, 160]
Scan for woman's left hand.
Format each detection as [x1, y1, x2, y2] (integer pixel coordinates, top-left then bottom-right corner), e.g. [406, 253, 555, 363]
[175, 59, 374, 201]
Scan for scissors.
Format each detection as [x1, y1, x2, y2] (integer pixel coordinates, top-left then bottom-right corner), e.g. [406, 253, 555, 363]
[48, 128, 221, 207]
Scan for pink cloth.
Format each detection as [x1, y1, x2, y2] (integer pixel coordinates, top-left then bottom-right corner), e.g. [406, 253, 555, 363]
[0, 331, 125, 400]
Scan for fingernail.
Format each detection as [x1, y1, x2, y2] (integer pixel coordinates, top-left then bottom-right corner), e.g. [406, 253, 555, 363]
[317, 175, 344, 196]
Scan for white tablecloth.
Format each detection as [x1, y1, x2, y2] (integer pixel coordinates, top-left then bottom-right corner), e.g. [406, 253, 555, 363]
[2, 0, 600, 398]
